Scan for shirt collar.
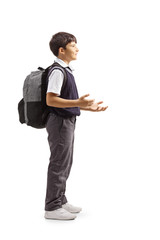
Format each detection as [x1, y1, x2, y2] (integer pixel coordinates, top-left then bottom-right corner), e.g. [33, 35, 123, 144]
[54, 57, 74, 71]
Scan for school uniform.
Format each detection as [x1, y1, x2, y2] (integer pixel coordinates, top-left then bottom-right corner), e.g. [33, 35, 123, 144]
[45, 58, 80, 211]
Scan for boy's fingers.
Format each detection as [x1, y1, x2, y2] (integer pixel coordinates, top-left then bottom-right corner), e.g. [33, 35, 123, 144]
[81, 94, 90, 99]
[97, 106, 108, 111]
[88, 99, 95, 106]
[89, 99, 95, 103]
[97, 101, 103, 105]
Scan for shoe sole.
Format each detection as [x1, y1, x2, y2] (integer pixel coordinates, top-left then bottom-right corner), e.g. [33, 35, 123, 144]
[44, 216, 76, 221]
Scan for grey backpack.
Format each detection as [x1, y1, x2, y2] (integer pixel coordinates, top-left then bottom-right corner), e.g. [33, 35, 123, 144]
[18, 62, 67, 129]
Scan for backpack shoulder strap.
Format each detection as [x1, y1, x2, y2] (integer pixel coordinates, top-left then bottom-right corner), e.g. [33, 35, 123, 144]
[47, 62, 67, 90]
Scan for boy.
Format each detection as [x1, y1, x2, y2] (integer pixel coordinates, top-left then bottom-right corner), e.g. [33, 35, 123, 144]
[45, 32, 108, 220]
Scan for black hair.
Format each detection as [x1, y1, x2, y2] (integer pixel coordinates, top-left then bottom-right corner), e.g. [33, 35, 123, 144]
[49, 32, 77, 57]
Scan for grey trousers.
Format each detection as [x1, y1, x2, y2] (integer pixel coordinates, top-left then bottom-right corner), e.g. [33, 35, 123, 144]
[45, 113, 76, 211]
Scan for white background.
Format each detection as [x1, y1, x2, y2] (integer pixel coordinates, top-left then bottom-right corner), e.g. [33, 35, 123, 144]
[0, 0, 160, 239]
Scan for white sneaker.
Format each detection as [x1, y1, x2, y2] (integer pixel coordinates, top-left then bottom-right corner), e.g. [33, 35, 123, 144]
[44, 208, 76, 220]
[62, 203, 82, 213]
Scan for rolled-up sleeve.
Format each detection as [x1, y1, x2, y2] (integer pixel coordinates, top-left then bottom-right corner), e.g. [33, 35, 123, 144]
[47, 69, 64, 96]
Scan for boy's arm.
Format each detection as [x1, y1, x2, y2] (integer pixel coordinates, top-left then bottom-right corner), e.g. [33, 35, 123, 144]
[46, 93, 95, 108]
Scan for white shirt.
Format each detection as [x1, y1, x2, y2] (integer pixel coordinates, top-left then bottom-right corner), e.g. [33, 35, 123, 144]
[47, 58, 74, 96]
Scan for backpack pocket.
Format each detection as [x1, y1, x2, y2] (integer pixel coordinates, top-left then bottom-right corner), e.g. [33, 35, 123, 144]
[18, 98, 25, 124]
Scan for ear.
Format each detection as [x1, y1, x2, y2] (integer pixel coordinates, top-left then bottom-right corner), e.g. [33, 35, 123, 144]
[59, 47, 65, 55]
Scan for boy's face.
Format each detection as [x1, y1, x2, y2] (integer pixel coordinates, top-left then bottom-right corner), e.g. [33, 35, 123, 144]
[60, 41, 79, 63]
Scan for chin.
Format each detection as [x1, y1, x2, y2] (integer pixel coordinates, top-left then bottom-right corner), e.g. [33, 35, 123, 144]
[71, 57, 77, 61]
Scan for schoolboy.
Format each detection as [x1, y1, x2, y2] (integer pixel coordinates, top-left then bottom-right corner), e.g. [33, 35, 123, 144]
[45, 32, 108, 220]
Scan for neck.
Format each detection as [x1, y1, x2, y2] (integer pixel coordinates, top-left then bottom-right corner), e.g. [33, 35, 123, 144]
[58, 56, 70, 65]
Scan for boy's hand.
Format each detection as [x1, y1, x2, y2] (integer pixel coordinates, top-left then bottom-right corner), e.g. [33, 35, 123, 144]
[88, 101, 108, 112]
[78, 94, 95, 107]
